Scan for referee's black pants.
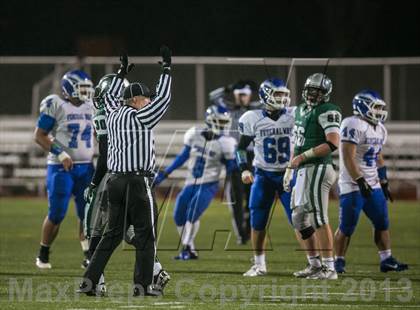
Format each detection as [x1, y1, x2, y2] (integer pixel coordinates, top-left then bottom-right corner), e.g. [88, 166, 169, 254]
[83, 173, 157, 290]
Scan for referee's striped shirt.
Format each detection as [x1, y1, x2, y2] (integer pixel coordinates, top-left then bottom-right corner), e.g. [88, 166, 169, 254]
[104, 72, 171, 173]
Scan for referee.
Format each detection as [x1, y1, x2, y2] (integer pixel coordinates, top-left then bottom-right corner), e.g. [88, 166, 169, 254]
[78, 46, 172, 296]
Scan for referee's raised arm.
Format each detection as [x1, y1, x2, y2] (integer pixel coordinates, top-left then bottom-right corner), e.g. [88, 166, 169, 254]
[104, 55, 135, 115]
[136, 70, 172, 129]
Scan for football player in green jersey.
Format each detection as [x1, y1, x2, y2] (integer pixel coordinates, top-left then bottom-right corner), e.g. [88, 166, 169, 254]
[283, 73, 341, 280]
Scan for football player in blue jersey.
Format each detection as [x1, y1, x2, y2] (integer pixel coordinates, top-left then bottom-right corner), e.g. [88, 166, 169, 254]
[335, 90, 408, 273]
[154, 105, 237, 260]
[35, 70, 95, 269]
[236, 78, 296, 276]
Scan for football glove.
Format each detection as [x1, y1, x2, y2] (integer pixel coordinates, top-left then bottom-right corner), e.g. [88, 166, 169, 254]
[84, 183, 97, 203]
[356, 176, 373, 198]
[117, 54, 135, 77]
[380, 180, 394, 202]
[159, 45, 172, 69]
[241, 170, 254, 184]
[283, 167, 294, 192]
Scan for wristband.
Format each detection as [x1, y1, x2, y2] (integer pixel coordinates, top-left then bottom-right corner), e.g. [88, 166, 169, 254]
[301, 148, 316, 160]
[58, 151, 70, 162]
[50, 143, 63, 156]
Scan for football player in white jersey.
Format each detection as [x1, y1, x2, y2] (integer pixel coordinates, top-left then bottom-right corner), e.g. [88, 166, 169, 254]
[236, 78, 296, 276]
[335, 90, 408, 273]
[154, 105, 237, 260]
[34, 70, 95, 269]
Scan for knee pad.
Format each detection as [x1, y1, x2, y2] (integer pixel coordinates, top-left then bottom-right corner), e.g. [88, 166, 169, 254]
[48, 206, 66, 224]
[250, 207, 270, 231]
[339, 223, 356, 237]
[291, 206, 311, 231]
[372, 216, 389, 231]
[300, 226, 315, 240]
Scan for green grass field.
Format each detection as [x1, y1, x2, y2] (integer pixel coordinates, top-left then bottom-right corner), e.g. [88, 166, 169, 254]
[0, 197, 419, 309]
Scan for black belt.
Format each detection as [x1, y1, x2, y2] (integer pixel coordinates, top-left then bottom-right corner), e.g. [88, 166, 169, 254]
[111, 170, 155, 178]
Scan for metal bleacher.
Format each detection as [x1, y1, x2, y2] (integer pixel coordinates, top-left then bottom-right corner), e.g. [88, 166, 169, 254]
[0, 117, 419, 198]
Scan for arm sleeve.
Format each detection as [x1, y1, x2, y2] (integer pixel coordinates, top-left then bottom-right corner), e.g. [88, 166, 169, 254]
[340, 117, 362, 145]
[164, 145, 191, 175]
[104, 76, 125, 115]
[91, 135, 108, 186]
[236, 135, 254, 171]
[318, 108, 342, 135]
[37, 96, 59, 132]
[136, 73, 172, 128]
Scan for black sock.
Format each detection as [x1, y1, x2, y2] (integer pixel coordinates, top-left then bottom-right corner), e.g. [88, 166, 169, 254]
[39, 245, 50, 261]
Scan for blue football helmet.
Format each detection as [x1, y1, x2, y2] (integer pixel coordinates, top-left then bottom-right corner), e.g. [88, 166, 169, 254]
[258, 78, 290, 110]
[352, 90, 388, 124]
[205, 104, 232, 135]
[61, 70, 94, 102]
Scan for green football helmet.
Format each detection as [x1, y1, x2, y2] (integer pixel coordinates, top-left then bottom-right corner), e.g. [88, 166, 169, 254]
[93, 74, 129, 109]
[302, 73, 332, 106]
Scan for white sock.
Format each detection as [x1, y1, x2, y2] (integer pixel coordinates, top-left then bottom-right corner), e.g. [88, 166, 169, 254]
[336, 256, 345, 260]
[176, 225, 184, 236]
[254, 254, 266, 266]
[189, 221, 200, 250]
[378, 249, 392, 262]
[80, 239, 89, 252]
[323, 257, 335, 270]
[308, 255, 322, 268]
[98, 273, 105, 285]
[182, 221, 193, 247]
[153, 261, 162, 276]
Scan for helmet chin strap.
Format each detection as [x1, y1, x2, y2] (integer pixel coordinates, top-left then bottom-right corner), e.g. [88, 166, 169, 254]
[68, 97, 84, 106]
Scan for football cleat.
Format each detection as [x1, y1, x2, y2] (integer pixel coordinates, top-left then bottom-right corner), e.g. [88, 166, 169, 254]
[96, 274, 106, 296]
[154, 269, 171, 292]
[306, 266, 338, 280]
[243, 264, 267, 277]
[174, 245, 198, 260]
[380, 256, 408, 272]
[36, 257, 52, 269]
[133, 284, 163, 297]
[293, 264, 322, 278]
[335, 257, 346, 274]
[76, 280, 97, 296]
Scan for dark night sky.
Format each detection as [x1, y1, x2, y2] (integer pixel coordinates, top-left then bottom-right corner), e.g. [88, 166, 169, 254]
[1, 0, 419, 57]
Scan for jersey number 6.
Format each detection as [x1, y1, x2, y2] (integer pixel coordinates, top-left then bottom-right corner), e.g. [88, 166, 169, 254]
[263, 137, 290, 164]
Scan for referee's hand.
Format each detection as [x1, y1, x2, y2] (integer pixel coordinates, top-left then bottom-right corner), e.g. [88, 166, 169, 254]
[117, 54, 135, 77]
[159, 45, 172, 69]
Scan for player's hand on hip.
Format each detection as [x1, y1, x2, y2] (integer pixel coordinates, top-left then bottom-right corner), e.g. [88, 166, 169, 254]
[283, 167, 293, 192]
[290, 155, 303, 169]
[356, 176, 373, 198]
[58, 151, 73, 171]
[241, 170, 254, 184]
[62, 157, 73, 171]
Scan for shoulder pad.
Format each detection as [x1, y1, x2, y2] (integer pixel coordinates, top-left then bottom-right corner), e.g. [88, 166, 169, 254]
[40, 94, 63, 115]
